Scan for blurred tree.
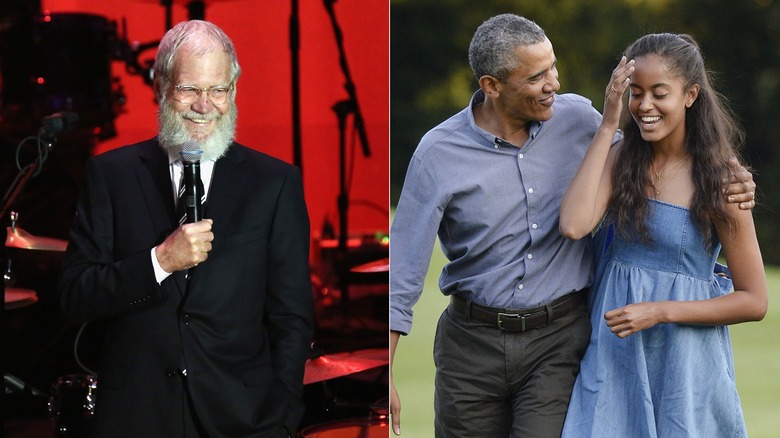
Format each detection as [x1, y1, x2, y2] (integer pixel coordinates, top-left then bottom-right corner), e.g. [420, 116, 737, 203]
[391, 0, 780, 263]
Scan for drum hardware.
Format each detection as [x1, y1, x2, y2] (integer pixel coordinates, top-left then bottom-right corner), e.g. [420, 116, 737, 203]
[300, 352, 388, 437]
[299, 417, 388, 437]
[4, 368, 51, 431]
[5, 253, 16, 284]
[116, 0, 234, 90]
[304, 348, 388, 385]
[5, 212, 68, 252]
[43, 323, 97, 436]
[1, 69, 87, 221]
[349, 258, 388, 274]
[367, 396, 389, 419]
[5, 286, 38, 310]
[115, 17, 159, 88]
[348, 257, 388, 285]
[3, 213, 46, 309]
[312, 233, 388, 306]
[48, 374, 98, 437]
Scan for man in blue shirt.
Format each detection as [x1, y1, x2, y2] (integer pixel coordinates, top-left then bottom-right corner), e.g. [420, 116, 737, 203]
[389, 13, 755, 437]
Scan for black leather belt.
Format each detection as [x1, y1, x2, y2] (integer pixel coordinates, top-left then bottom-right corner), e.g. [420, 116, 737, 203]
[450, 291, 585, 332]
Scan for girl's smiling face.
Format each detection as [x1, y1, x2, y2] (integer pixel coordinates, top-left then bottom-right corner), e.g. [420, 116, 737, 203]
[628, 54, 699, 148]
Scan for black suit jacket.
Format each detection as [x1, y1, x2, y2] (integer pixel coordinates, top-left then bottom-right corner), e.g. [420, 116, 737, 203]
[57, 138, 314, 437]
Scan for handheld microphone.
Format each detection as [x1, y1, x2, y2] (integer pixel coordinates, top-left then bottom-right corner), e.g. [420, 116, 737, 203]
[180, 141, 204, 223]
[39, 111, 80, 140]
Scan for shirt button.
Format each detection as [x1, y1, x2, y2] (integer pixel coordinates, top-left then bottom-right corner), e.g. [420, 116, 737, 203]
[494, 144, 499, 149]
[528, 188, 534, 194]
[517, 284, 524, 290]
[527, 253, 533, 259]
[182, 314, 191, 324]
[519, 153, 524, 159]
[532, 223, 538, 229]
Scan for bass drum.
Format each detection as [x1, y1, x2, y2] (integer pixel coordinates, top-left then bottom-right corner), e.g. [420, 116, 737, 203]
[0, 12, 118, 134]
[299, 417, 388, 438]
[48, 374, 98, 437]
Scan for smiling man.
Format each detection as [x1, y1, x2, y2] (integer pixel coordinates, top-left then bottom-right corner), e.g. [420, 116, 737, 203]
[389, 13, 755, 438]
[57, 20, 313, 438]
[390, 15, 600, 437]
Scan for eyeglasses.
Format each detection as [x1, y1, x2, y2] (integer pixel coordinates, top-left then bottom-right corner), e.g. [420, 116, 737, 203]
[171, 83, 234, 105]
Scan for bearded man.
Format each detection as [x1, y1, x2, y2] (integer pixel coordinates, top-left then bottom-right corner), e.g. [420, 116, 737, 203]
[57, 20, 313, 438]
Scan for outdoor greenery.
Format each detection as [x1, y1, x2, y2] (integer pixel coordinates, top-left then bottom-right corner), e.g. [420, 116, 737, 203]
[392, 237, 780, 437]
[391, 0, 780, 262]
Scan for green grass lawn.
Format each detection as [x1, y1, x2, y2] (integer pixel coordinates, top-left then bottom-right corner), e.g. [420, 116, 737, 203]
[393, 245, 780, 437]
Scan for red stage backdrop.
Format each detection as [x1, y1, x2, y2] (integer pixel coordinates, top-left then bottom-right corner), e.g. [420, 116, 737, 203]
[42, 0, 389, 247]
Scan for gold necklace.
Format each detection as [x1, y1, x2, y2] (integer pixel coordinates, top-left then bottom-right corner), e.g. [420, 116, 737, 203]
[649, 153, 689, 196]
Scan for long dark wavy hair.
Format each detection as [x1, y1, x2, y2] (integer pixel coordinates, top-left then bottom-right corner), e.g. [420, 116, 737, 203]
[610, 33, 744, 246]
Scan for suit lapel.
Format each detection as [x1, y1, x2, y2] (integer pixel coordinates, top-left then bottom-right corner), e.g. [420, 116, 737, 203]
[134, 139, 188, 295]
[204, 144, 246, 241]
[135, 140, 177, 228]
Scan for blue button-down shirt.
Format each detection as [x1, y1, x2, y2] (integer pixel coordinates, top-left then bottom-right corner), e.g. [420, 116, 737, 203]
[391, 90, 617, 335]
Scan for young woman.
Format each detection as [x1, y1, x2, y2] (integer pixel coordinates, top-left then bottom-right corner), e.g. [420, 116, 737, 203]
[559, 33, 767, 437]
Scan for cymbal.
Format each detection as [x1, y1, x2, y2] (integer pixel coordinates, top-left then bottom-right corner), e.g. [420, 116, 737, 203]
[6, 226, 67, 251]
[304, 348, 388, 385]
[350, 258, 389, 274]
[5, 287, 38, 309]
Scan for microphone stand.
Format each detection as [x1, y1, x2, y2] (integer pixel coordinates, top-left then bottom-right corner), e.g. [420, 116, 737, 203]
[160, 0, 173, 30]
[290, 0, 303, 172]
[185, 0, 206, 20]
[323, 0, 372, 306]
[1, 138, 49, 220]
[3, 113, 79, 219]
[323, 0, 371, 159]
[158, 0, 206, 29]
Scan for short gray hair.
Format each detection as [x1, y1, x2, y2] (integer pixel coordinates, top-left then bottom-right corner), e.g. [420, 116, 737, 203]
[468, 14, 547, 81]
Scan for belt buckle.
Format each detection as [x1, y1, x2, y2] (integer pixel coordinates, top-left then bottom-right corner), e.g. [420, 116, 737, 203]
[497, 312, 531, 331]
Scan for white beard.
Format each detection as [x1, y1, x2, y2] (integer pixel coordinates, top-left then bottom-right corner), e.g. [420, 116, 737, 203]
[157, 97, 238, 161]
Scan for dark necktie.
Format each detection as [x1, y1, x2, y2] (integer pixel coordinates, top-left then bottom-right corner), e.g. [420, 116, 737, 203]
[176, 168, 206, 225]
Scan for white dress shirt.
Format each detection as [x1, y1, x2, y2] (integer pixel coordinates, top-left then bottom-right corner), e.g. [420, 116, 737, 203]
[151, 154, 215, 283]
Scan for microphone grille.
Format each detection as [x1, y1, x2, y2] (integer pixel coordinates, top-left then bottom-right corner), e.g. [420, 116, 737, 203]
[180, 141, 203, 163]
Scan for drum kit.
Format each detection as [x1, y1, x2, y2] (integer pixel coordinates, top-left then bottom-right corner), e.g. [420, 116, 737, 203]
[3, 210, 70, 433]
[304, 348, 388, 386]
[4, 212, 67, 308]
[301, 348, 389, 436]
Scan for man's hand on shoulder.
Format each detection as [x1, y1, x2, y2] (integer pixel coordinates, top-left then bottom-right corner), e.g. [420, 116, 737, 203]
[724, 157, 756, 210]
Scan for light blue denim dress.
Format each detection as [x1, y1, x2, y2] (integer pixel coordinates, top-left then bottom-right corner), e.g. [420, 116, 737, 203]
[562, 200, 747, 437]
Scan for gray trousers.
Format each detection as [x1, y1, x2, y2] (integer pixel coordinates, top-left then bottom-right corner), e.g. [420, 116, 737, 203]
[433, 297, 591, 438]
